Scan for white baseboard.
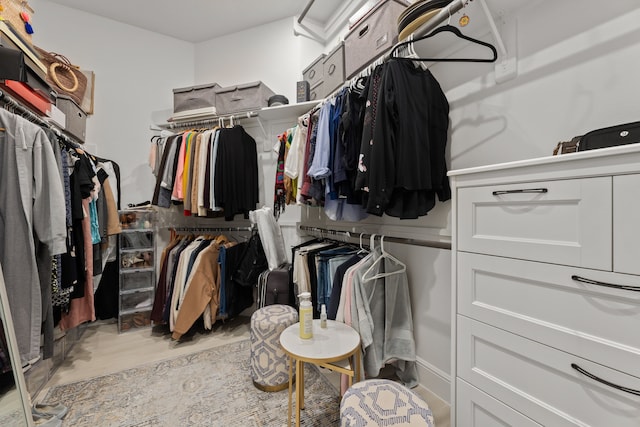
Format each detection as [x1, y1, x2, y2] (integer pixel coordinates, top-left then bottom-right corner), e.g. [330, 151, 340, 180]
[416, 356, 451, 404]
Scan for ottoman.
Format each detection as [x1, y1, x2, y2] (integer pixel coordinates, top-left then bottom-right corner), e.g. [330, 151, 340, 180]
[250, 304, 298, 391]
[340, 379, 435, 426]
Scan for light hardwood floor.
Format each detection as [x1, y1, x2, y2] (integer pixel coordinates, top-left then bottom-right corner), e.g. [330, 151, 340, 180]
[38, 318, 450, 427]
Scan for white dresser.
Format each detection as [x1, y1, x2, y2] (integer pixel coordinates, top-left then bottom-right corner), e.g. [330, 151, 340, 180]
[449, 145, 640, 426]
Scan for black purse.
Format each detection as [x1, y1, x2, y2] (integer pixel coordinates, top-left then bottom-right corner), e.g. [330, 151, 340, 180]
[233, 231, 268, 288]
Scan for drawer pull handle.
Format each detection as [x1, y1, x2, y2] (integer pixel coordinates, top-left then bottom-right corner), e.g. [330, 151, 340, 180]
[328, 64, 336, 75]
[492, 188, 548, 196]
[571, 363, 640, 396]
[308, 69, 316, 79]
[571, 275, 640, 292]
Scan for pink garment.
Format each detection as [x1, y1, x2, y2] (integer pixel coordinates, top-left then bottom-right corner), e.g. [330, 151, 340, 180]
[60, 198, 96, 330]
[172, 133, 188, 200]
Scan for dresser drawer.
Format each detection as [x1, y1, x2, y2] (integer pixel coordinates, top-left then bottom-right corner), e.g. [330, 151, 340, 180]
[457, 177, 612, 270]
[614, 174, 640, 275]
[458, 317, 640, 426]
[457, 379, 541, 427]
[458, 252, 640, 379]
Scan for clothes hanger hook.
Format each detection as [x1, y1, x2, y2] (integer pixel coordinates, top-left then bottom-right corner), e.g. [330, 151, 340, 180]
[369, 233, 377, 250]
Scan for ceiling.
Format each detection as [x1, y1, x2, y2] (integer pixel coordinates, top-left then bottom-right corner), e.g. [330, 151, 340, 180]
[47, 0, 345, 43]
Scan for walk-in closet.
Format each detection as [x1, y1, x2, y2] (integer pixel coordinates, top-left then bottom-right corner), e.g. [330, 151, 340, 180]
[1, 0, 639, 426]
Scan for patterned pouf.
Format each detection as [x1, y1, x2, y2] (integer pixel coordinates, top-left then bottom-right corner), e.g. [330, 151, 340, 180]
[340, 379, 435, 426]
[250, 304, 298, 391]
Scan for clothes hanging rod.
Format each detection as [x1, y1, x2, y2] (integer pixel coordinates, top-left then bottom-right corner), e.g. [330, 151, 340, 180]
[0, 90, 81, 146]
[299, 225, 451, 250]
[156, 111, 259, 130]
[170, 226, 254, 233]
[297, 0, 316, 24]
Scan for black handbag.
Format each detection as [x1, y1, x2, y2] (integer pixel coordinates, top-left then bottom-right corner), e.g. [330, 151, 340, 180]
[0, 46, 26, 82]
[232, 231, 268, 288]
[578, 121, 640, 151]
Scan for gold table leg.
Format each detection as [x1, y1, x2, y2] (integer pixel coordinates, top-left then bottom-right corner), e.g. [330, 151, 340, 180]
[295, 358, 303, 427]
[288, 355, 293, 427]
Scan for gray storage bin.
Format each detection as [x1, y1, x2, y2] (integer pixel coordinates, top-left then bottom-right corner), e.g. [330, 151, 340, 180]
[302, 53, 325, 88]
[344, 0, 410, 78]
[173, 82, 220, 113]
[215, 81, 275, 115]
[322, 42, 345, 97]
[56, 95, 87, 142]
[309, 81, 324, 101]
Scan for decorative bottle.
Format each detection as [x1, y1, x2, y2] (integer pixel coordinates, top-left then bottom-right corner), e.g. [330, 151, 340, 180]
[298, 292, 313, 339]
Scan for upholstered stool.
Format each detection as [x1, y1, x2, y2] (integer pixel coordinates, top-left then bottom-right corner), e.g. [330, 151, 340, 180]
[250, 304, 298, 392]
[340, 379, 435, 426]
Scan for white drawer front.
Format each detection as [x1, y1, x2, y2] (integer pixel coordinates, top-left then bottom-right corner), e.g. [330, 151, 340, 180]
[614, 174, 640, 275]
[457, 379, 542, 427]
[458, 317, 640, 427]
[457, 177, 612, 269]
[458, 252, 640, 379]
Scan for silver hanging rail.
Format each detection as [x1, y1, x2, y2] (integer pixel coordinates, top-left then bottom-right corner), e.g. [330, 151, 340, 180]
[171, 226, 254, 233]
[299, 225, 451, 250]
[155, 111, 259, 130]
[0, 89, 81, 146]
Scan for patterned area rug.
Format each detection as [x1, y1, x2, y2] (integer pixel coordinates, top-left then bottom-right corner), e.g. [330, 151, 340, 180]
[43, 339, 340, 426]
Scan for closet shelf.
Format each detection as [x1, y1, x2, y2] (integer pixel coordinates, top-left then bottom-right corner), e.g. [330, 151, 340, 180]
[119, 306, 153, 316]
[120, 266, 154, 274]
[152, 100, 322, 131]
[120, 287, 154, 296]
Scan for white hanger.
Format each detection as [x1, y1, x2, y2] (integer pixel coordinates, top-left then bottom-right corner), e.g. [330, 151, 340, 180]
[362, 235, 407, 281]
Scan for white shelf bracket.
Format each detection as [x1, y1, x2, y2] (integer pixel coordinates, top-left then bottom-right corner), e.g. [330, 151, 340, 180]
[478, 0, 518, 83]
[292, 16, 327, 44]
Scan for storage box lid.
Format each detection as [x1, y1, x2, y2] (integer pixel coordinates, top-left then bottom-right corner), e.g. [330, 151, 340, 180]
[346, 0, 411, 37]
[215, 81, 265, 94]
[302, 54, 326, 74]
[173, 82, 220, 94]
[56, 93, 81, 108]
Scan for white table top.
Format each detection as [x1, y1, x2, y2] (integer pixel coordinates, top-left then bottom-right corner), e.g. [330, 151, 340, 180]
[280, 319, 360, 362]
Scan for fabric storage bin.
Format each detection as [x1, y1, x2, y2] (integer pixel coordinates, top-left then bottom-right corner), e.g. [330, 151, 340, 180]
[309, 81, 324, 101]
[214, 81, 275, 115]
[322, 42, 345, 97]
[344, 0, 410, 78]
[56, 94, 87, 142]
[173, 82, 220, 113]
[302, 53, 325, 89]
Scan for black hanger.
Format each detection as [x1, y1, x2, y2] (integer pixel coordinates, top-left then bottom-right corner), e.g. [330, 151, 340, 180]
[390, 24, 498, 63]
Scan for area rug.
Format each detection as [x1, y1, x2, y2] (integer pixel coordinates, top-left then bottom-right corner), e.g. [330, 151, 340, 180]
[42, 339, 341, 426]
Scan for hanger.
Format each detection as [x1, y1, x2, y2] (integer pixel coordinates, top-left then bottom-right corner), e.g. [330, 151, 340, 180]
[390, 24, 498, 63]
[362, 235, 407, 282]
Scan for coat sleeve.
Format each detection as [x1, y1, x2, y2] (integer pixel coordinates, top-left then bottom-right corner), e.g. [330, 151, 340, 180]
[33, 130, 67, 255]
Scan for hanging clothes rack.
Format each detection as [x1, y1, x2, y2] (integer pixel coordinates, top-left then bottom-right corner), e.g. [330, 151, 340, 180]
[170, 226, 255, 233]
[299, 225, 451, 250]
[0, 89, 82, 147]
[155, 111, 260, 130]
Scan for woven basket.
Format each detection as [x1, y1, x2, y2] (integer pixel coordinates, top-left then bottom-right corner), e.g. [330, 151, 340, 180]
[2, 0, 35, 46]
[34, 46, 88, 107]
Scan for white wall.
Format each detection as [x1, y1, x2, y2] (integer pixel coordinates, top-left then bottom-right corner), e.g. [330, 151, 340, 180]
[195, 17, 324, 103]
[30, 0, 195, 207]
